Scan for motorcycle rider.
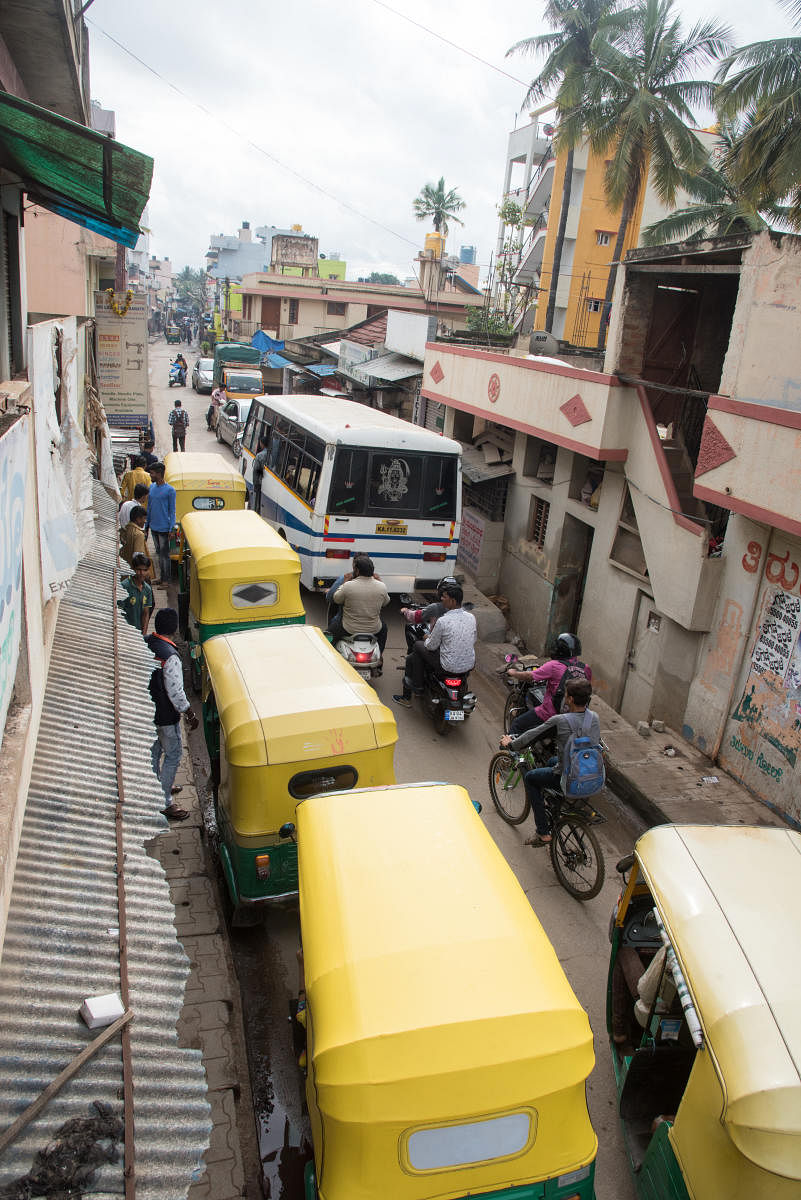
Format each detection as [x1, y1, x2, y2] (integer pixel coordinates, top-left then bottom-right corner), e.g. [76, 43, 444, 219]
[326, 554, 390, 659]
[506, 632, 591, 736]
[173, 353, 188, 386]
[394, 582, 476, 707]
[400, 576, 458, 642]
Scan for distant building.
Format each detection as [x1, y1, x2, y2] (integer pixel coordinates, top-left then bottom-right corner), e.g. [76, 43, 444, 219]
[459, 245, 476, 264]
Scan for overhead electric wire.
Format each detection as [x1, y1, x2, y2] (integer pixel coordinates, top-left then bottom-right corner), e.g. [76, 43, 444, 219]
[88, 19, 421, 249]
[364, 0, 530, 88]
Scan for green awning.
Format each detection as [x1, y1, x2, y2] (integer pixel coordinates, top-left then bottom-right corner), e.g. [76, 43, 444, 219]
[0, 91, 153, 249]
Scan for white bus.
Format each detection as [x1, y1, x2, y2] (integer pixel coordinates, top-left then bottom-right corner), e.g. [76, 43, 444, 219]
[240, 394, 461, 594]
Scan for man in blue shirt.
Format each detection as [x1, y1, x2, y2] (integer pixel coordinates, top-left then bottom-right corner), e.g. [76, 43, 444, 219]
[145, 462, 176, 587]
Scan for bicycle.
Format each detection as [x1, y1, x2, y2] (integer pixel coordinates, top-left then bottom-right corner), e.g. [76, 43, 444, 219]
[488, 743, 606, 900]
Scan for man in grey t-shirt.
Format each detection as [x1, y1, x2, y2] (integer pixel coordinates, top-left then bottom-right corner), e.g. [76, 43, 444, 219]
[500, 676, 600, 846]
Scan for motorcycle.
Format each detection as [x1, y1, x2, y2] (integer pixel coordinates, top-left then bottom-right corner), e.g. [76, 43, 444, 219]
[326, 599, 383, 682]
[169, 361, 187, 388]
[404, 620, 477, 734]
[500, 652, 547, 732]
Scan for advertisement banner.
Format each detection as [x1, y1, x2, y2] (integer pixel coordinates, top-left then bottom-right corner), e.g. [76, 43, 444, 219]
[0, 418, 28, 744]
[94, 290, 149, 428]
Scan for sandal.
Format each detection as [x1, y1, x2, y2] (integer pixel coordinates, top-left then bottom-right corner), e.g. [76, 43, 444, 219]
[524, 834, 552, 847]
[170, 786, 183, 795]
[161, 804, 189, 821]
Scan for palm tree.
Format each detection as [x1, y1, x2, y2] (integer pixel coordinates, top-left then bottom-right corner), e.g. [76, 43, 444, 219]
[641, 121, 791, 244]
[412, 178, 465, 237]
[508, 0, 624, 333]
[575, 0, 731, 348]
[716, 0, 801, 226]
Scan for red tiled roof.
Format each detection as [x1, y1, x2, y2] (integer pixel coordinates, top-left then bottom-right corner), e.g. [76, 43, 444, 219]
[322, 310, 387, 348]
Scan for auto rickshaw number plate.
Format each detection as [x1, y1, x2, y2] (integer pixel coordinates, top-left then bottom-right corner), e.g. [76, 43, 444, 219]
[375, 522, 407, 535]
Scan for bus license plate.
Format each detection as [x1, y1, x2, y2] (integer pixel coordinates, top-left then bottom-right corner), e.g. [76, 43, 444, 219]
[375, 522, 407, 535]
[444, 710, 464, 721]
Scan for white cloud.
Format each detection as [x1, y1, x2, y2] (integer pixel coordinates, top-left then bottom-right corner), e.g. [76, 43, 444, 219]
[87, 0, 797, 280]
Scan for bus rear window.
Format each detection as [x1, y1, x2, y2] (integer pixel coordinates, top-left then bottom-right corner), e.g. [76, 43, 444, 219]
[422, 456, 457, 518]
[330, 449, 458, 519]
[330, 448, 368, 514]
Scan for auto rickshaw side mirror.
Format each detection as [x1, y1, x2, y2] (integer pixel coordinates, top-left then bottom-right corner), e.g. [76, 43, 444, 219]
[616, 853, 635, 875]
[279, 822, 296, 841]
[472, 800, 483, 815]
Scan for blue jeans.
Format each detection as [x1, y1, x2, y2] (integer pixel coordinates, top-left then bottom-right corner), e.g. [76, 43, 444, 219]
[523, 758, 560, 836]
[151, 529, 171, 584]
[151, 722, 182, 802]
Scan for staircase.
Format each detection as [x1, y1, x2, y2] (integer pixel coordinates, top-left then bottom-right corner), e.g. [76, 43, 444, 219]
[660, 438, 708, 524]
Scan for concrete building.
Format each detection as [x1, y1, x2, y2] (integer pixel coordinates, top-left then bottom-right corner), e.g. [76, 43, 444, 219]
[421, 230, 801, 828]
[497, 110, 715, 349]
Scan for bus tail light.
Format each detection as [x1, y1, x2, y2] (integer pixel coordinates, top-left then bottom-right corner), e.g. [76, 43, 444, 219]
[325, 549, 351, 559]
[255, 854, 271, 880]
[423, 552, 447, 562]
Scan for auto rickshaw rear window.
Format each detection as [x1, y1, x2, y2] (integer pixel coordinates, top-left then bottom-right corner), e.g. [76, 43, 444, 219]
[230, 582, 279, 608]
[289, 765, 358, 799]
[405, 1110, 535, 1171]
[193, 496, 225, 510]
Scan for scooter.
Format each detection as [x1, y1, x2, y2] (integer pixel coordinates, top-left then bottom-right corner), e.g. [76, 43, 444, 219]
[326, 599, 383, 682]
[403, 620, 477, 734]
[168, 361, 187, 387]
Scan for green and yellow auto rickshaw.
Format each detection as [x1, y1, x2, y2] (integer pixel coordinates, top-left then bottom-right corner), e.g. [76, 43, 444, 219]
[202, 625, 397, 916]
[163, 451, 247, 568]
[608, 823, 801, 1200]
[297, 781, 598, 1200]
[179, 508, 304, 691]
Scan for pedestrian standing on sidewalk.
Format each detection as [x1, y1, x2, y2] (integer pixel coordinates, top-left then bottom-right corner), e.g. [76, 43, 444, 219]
[141, 438, 158, 469]
[120, 505, 150, 568]
[169, 398, 189, 452]
[145, 462, 176, 588]
[146, 607, 199, 821]
[119, 552, 154, 636]
[119, 482, 150, 529]
[120, 455, 151, 502]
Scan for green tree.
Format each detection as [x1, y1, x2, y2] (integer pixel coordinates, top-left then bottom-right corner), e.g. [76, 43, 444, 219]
[508, 0, 624, 333]
[578, 0, 731, 348]
[642, 121, 791, 244]
[174, 266, 207, 312]
[360, 272, 401, 285]
[716, 0, 801, 225]
[412, 177, 465, 237]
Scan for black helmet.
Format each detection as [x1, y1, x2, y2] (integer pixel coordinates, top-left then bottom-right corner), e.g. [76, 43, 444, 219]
[436, 576, 458, 596]
[555, 631, 581, 659]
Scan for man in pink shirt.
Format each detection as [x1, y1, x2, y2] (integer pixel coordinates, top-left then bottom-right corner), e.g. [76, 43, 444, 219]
[506, 631, 591, 736]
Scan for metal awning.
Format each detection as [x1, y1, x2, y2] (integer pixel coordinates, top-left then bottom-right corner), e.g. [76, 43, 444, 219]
[360, 352, 422, 382]
[266, 352, 293, 369]
[0, 91, 153, 248]
[304, 363, 337, 377]
[460, 442, 515, 484]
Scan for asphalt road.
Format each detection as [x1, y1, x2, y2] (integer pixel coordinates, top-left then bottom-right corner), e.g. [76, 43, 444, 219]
[150, 337, 641, 1200]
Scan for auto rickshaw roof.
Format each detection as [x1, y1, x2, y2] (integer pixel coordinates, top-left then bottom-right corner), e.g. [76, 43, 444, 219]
[635, 824, 801, 1180]
[203, 626, 397, 765]
[163, 451, 247, 492]
[182, 509, 302, 575]
[297, 783, 595, 1126]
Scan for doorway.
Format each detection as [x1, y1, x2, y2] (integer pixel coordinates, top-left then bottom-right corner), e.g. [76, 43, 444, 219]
[547, 514, 593, 646]
[260, 296, 281, 333]
[621, 593, 663, 724]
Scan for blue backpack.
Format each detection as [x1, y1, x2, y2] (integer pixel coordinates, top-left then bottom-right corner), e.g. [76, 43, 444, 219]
[561, 709, 605, 798]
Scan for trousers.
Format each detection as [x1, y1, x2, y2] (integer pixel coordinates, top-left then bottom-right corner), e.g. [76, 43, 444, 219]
[328, 610, 387, 654]
[151, 529, 171, 584]
[151, 722, 182, 803]
[523, 758, 560, 836]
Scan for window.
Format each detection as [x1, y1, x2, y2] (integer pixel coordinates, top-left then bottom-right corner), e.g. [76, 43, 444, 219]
[329, 449, 458, 519]
[421, 456, 457, 517]
[326, 300, 346, 316]
[192, 496, 225, 510]
[289, 765, 358, 799]
[288, 298, 299, 324]
[330, 448, 368, 514]
[587, 298, 602, 313]
[596, 231, 612, 246]
[528, 496, 550, 548]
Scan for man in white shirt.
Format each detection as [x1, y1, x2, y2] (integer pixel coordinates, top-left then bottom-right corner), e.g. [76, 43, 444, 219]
[118, 482, 150, 529]
[394, 583, 476, 706]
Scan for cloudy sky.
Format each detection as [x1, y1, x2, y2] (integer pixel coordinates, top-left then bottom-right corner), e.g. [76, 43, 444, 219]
[87, 0, 795, 282]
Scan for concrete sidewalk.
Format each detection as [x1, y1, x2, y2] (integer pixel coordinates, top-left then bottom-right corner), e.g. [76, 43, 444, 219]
[474, 639, 787, 832]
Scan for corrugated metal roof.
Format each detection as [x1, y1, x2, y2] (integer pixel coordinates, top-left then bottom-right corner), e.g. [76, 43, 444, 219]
[0, 483, 210, 1196]
[359, 352, 422, 382]
[460, 442, 515, 484]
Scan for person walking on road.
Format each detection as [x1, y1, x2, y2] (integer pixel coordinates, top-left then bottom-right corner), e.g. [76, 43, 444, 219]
[169, 397, 189, 452]
[145, 607, 199, 820]
[145, 462, 176, 588]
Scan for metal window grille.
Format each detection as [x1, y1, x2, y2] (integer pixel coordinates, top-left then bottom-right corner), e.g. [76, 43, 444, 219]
[288, 299, 299, 324]
[529, 496, 550, 547]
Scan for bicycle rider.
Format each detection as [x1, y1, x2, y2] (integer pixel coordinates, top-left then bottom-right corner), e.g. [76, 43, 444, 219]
[499, 677, 600, 848]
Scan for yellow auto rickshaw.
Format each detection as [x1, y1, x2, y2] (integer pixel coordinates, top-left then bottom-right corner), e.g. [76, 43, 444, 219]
[179, 509, 304, 691]
[608, 824, 801, 1200]
[202, 625, 397, 914]
[163, 451, 247, 567]
[297, 782, 597, 1200]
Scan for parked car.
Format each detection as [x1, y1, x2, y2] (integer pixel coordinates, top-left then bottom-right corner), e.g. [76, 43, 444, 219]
[191, 357, 214, 394]
[216, 398, 252, 457]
